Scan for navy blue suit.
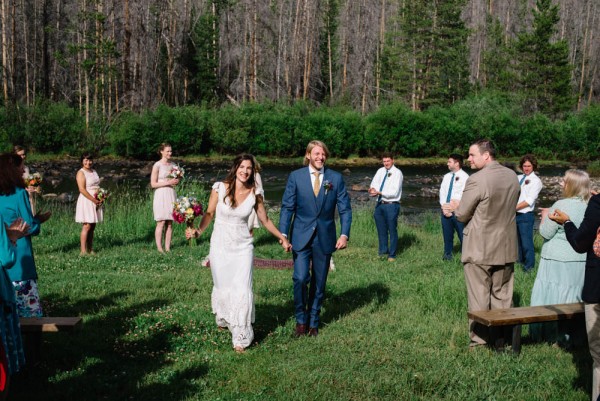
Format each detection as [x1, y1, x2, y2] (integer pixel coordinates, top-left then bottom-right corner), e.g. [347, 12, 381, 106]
[279, 166, 352, 328]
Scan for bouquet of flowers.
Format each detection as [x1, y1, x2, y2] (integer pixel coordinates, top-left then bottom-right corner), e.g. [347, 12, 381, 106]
[24, 172, 43, 188]
[167, 164, 185, 180]
[94, 188, 111, 204]
[173, 195, 204, 246]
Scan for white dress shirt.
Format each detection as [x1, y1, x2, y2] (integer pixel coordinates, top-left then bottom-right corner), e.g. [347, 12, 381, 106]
[516, 172, 543, 213]
[369, 165, 403, 202]
[439, 168, 469, 206]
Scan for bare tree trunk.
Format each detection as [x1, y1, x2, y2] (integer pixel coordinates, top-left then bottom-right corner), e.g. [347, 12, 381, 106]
[51, 0, 61, 100]
[577, 0, 592, 110]
[123, 0, 131, 108]
[302, 0, 312, 99]
[21, 0, 29, 104]
[251, 0, 258, 100]
[588, 65, 597, 104]
[276, 0, 284, 101]
[1, 0, 9, 104]
[375, 0, 385, 106]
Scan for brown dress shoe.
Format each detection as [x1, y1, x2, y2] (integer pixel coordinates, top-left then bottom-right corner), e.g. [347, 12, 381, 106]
[308, 327, 318, 337]
[294, 323, 307, 337]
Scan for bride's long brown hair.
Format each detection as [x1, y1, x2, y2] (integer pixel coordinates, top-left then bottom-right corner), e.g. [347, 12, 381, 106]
[223, 154, 256, 208]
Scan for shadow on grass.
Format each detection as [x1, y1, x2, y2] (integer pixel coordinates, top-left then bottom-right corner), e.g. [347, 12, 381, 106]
[396, 232, 418, 254]
[322, 282, 390, 323]
[252, 283, 390, 343]
[10, 292, 209, 401]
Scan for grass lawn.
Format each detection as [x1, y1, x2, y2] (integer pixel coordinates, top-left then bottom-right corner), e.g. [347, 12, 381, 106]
[8, 189, 591, 401]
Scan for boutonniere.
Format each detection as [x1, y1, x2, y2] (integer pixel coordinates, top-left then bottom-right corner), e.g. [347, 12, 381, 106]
[455, 176, 459, 182]
[387, 172, 391, 178]
[323, 180, 333, 194]
[525, 179, 530, 185]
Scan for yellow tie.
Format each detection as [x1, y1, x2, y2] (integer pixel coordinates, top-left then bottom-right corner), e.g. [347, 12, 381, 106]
[313, 172, 320, 196]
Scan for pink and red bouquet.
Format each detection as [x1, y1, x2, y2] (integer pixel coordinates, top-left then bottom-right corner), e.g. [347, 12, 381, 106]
[167, 164, 185, 180]
[94, 187, 111, 203]
[172, 195, 203, 225]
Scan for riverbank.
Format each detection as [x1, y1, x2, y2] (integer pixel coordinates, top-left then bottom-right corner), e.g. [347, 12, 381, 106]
[26, 157, 600, 213]
[24, 152, 581, 169]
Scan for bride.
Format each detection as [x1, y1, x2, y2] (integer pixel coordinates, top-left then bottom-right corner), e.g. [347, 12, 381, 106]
[186, 154, 291, 353]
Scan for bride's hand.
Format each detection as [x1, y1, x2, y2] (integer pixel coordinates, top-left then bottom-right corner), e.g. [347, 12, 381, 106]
[279, 238, 291, 252]
[185, 227, 198, 239]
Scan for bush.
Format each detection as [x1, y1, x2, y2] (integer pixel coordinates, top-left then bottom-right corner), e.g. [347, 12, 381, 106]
[1, 96, 598, 160]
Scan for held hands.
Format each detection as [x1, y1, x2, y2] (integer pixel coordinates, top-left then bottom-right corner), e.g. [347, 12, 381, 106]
[26, 186, 41, 194]
[278, 238, 292, 252]
[169, 178, 180, 187]
[548, 209, 570, 225]
[34, 210, 52, 223]
[185, 227, 201, 240]
[441, 200, 459, 217]
[368, 187, 379, 197]
[5, 218, 30, 243]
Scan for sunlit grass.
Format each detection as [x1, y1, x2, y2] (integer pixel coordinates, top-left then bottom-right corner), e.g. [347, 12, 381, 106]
[9, 191, 592, 400]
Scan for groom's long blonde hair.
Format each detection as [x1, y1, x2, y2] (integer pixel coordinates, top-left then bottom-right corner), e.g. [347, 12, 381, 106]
[303, 140, 330, 165]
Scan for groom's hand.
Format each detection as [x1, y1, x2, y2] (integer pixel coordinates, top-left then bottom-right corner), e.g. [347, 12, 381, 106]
[335, 236, 348, 250]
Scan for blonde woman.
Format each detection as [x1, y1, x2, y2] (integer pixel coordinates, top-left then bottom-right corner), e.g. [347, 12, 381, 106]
[531, 169, 591, 344]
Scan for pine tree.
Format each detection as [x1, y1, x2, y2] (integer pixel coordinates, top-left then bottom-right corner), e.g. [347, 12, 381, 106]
[516, 0, 574, 116]
[482, 15, 517, 93]
[381, 0, 469, 110]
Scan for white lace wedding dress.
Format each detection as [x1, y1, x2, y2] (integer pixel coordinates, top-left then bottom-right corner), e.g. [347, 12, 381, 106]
[209, 182, 261, 349]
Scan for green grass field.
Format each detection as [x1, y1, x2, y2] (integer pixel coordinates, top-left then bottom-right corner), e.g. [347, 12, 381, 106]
[8, 189, 592, 400]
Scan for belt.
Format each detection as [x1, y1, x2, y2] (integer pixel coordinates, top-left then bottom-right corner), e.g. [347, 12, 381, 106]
[379, 201, 400, 205]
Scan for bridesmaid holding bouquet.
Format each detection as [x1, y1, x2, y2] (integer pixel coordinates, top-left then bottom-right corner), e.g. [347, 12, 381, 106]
[151, 143, 180, 253]
[75, 153, 104, 255]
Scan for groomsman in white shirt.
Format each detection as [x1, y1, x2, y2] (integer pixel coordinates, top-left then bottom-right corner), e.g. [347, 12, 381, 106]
[369, 152, 403, 262]
[439, 154, 469, 260]
[515, 154, 543, 272]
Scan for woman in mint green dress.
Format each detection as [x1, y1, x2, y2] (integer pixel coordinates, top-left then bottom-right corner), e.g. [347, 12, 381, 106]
[530, 169, 591, 344]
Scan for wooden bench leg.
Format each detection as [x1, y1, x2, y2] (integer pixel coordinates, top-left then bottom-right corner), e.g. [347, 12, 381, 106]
[511, 324, 522, 354]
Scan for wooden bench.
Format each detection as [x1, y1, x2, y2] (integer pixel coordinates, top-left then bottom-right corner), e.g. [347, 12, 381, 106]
[19, 317, 82, 333]
[468, 303, 585, 353]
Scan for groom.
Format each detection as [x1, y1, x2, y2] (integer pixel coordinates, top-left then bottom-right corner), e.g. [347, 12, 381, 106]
[279, 140, 352, 337]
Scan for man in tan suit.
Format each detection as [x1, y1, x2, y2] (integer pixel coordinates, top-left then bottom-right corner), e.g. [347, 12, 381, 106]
[454, 139, 520, 347]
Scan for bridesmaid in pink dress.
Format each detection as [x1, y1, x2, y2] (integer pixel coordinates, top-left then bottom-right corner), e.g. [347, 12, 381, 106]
[75, 153, 103, 255]
[151, 143, 180, 253]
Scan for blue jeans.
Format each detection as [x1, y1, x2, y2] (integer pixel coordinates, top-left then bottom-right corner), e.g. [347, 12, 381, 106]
[516, 212, 535, 271]
[374, 202, 400, 258]
[441, 212, 464, 259]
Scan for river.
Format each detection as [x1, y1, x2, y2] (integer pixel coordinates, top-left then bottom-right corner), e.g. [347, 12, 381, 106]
[29, 160, 578, 216]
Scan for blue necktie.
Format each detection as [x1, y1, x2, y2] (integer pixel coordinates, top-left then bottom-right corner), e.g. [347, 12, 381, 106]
[446, 173, 455, 203]
[377, 170, 389, 203]
[519, 175, 526, 185]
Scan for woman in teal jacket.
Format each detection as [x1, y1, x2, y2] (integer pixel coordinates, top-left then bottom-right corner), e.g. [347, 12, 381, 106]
[0, 153, 50, 318]
[0, 214, 28, 390]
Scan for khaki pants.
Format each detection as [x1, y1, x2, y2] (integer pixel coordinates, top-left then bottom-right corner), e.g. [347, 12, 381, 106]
[585, 303, 600, 401]
[464, 262, 514, 345]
